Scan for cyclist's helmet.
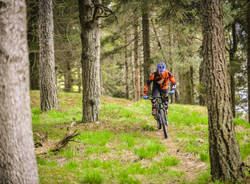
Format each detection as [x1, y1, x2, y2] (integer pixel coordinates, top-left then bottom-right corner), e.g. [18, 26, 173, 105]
[157, 62, 166, 72]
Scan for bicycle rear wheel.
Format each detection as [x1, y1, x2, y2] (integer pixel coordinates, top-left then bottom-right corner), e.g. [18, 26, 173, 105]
[159, 109, 168, 138]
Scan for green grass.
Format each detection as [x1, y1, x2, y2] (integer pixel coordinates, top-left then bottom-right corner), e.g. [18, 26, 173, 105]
[134, 140, 165, 159]
[118, 173, 141, 184]
[63, 160, 80, 171]
[30, 91, 249, 184]
[159, 156, 180, 166]
[80, 169, 105, 184]
[200, 152, 209, 162]
[77, 131, 114, 146]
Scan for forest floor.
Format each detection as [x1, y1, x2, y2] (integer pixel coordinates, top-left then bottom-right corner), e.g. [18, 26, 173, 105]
[30, 91, 250, 184]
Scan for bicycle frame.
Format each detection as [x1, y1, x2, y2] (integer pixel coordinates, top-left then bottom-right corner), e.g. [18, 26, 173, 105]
[149, 96, 169, 138]
[150, 96, 168, 118]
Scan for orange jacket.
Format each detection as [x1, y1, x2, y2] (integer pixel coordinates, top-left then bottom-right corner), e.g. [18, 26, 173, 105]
[143, 71, 176, 96]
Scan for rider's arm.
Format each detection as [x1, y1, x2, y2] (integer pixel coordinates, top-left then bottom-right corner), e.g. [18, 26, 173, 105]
[168, 72, 176, 90]
[143, 73, 155, 96]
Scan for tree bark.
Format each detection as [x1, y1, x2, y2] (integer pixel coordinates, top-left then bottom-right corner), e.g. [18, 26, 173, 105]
[78, 0, 101, 122]
[29, 53, 40, 90]
[78, 66, 81, 93]
[131, 36, 135, 99]
[39, 0, 59, 111]
[64, 59, 72, 92]
[201, 0, 245, 181]
[199, 59, 206, 106]
[0, 1, 39, 183]
[27, 0, 39, 90]
[190, 66, 194, 104]
[229, 22, 238, 118]
[151, 19, 167, 61]
[179, 70, 192, 104]
[134, 12, 140, 101]
[142, 1, 151, 86]
[125, 34, 129, 99]
[248, 0, 250, 123]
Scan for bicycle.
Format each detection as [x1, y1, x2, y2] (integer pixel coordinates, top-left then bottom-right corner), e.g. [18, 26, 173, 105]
[149, 94, 171, 139]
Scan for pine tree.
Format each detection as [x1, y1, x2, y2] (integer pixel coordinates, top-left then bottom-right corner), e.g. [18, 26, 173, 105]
[39, 0, 59, 111]
[0, 1, 39, 183]
[201, 0, 245, 181]
[78, 0, 101, 122]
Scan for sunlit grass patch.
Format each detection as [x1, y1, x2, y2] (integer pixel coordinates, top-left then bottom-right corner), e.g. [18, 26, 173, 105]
[190, 170, 211, 184]
[234, 118, 250, 128]
[158, 156, 180, 166]
[37, 157, 58, 167]
[99, 103, 136, 120]
[84, 145, 110, 155]
[58, 148, 77, 159]
[142, 124, 155, 131]
[63, 160, 80, 171]
[199, 152, 209, 162]
[77, 131, 114, 146]
[80, 169, 105, 184]
[134, 140, 165, 159]
[165, 169, 184, 178]
[118, 173, 141, 184]
[240, 142, 250, 160]
[119, 134, 136, 148]
[168, 104, 208, 125]
[32, 109, 81, 126]
[235, 128, 249, 161]
[81, 158, 119, 170]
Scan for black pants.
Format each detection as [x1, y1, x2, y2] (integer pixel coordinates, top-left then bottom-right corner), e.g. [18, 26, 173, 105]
[152, 87, 168, 97]
[151, 87, 168, 112]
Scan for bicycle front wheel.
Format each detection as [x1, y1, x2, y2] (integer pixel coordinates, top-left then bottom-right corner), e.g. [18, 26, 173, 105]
[159, 109, 168, 139]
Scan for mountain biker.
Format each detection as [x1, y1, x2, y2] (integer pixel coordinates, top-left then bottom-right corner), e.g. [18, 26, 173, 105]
[143, 62, 176, 118]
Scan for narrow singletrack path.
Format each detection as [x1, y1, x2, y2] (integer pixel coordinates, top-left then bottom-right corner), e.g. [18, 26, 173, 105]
[154, 126, 208, 182]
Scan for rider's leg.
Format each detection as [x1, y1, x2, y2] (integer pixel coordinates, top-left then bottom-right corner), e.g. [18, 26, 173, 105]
[160, 89, 169, 122]
[151, 87, 160, 116]
[160, 89, 168, 109]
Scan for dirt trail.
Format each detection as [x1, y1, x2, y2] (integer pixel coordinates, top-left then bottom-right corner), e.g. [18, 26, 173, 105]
[155, 127, 208, 182]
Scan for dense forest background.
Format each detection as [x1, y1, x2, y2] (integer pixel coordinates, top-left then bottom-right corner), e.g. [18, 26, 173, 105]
[27, 0, 249, 120]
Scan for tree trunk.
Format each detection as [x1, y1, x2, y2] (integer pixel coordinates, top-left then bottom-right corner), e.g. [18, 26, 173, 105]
[27, 0, 39, 90]
[168, 22, 174, 103]
[134, 12, 140, 101]
[39, 0, 59, 111]
[78, 66, 81, 93]
[142, 1, 151, 86]
[29, 53, 40, 90]
[64, 59, 72, 92]
[199, 59, 206, 106]
[248, 0, 250, 123]
[190, 66, 194, 104]
[229, 22, 238, 118]
[0, 1, 39, 183]
[131, 38, 135, 99]
[125, 34, 129, 99]
[201, 0, 245, 181]
[179, 70, 192, 104]
[78, 0, 101, 122]
[151, 19, 167, 61]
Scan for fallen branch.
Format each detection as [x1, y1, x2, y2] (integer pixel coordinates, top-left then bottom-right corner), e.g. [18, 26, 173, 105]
[34, 131, 48, 148]
[35, 119, 80, 155]
[50, 129, 80, 152]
